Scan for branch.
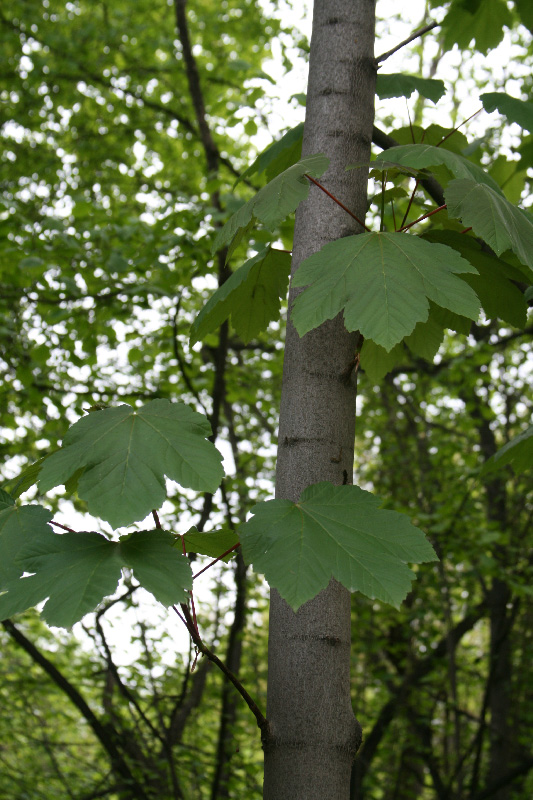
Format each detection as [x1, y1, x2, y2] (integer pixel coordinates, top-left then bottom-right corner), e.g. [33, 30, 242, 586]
[171, 301, 209, 415]
[2, 620, 149, 799]
[173, 0, 219, 174]
[168, 657, 211, 745]
[351, 606, 484, 797]
[174, 604, 268, 737]
[372, 125, 445, 206]
[470, 758, 533, 800]
[0, 12, 247, 185]
[375, 22, 440, 65]
[94, 612, 165, 748]
[387, 325, 533, 380]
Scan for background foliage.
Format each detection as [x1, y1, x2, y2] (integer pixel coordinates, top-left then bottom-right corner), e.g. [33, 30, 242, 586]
[0, 1, 532, 798]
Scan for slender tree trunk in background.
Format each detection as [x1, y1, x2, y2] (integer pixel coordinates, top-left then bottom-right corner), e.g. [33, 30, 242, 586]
[263, 2, 377, 798]
[473, 403, 513, 800]
[487, 577, 512, 800]
[210, 552, 248, 800]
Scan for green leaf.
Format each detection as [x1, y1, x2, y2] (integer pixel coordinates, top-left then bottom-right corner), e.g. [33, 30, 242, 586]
[182, 526, 239, 560]
[0, 530, 122, 627]
[405, 314, 446, 361]
[0, 505, 54, 583]
[240, 482, 437, 610]
[441, 0, 513, 53]
[0, 489, 15, 510]
[375, 144, 502, 193]
[347, 160, 423, 179]
[2, 459, 45, 499]
[360, 311, 446, 382]
[386, 124, 469, 153]
[488, 154, 528, 204]
[481, 425, 533, 476]
[422, 230, 528, 327]
[190, 247, 291, 344]
[515, 0, 533, 33]
[19, 256, 45, 269]
[376, 73, 446, 104]
[64, 467, 85, 496]
[291, 233, 480, 351]
[360, 340, 406, 383]
[118, 531, 192, 606]
[430, 305, 472, 334]
[0, 526, 192, 627]
[212, 154, 329, 254]
[106, 252, 129, 273]
[481, 92, 533, 132]
[236, 123, 304, 186]
[38, 401, 224, 527]
[444, 179, 533, 274]
[225, 218, 255, 263]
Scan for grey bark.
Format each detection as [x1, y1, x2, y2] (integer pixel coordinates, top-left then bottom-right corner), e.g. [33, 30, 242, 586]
[263, 3, 377, 799]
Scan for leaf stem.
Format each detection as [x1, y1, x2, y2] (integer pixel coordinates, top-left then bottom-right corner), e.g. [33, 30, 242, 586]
[50, 520, 76, 533]
[152, 509, 162, 529]
[173, 604, 268, 734]
[192, 543, 241, 580]
[399, 178, 421, 230]
[391, 200, 397, 231]
[380, 177, 386, 232]
[180, 534, 199, 636]
[375, 21, 439, 64]
[406, 99, 415, 144]
[437, 108, 483, 147]
[399, 203, 446, 232]
[304, 174, 371, 232]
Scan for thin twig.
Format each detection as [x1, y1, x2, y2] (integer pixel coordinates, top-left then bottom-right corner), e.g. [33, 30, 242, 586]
[94, 614, 165, 748]
[50, 521, 77, 533]
[173, 604, 268, 734]
[437, 108, 483, 147]
[391, 200, 397, 231]
[180, 534, 199, 638]
[399, 203, 446, 232]
[304, 174, 371, 231]
[192, 543, 241, 580]
[399, 178, 421, 230]
[397, 125, 424, 230]
[375, 22, 439, 64]
[2, 620, 149, 798]
[171, 302, 209, 415]
[173, 606, 187, 626]
[406, 98, 415, 144]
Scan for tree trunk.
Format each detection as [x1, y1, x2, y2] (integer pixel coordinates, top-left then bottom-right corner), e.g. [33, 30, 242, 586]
[210, 552, 248, 799]
[472, 398, 513, 800]
[263, 2, 376, 798]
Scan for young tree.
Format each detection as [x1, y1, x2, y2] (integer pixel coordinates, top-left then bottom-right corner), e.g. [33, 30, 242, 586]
[1, 1, 532, 799]
[261, 3, 376, 797]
